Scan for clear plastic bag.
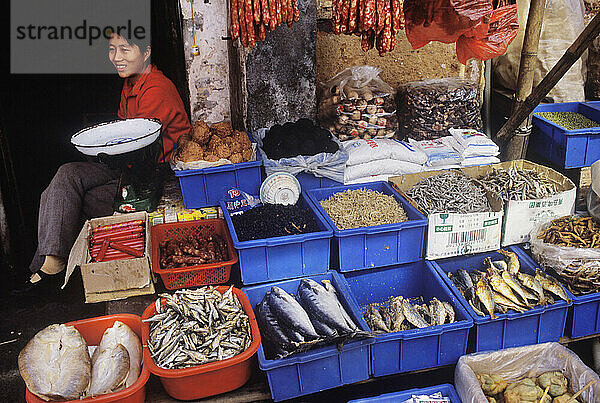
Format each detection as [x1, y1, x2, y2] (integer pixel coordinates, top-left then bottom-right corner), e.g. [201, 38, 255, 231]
[252, 128, 349, 183]
[493, 0, 586, 103]
[588, 159, 600, 220]
[318, 66, 398, 141]
[397, 78, 483, 141]
[455, 342, 600, 403]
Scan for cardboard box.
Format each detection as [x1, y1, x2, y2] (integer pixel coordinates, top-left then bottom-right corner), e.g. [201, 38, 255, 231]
[389, 171, 504, 260]
[460, 160, 576, 246]
[65, 211, 155, 303]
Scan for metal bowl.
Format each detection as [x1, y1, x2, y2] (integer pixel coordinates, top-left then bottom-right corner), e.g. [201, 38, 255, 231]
[71, 118, 162, 156]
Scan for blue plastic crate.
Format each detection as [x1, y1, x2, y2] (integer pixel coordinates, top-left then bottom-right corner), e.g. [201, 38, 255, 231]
[430, 246, 572, 352]
[349, 384, 462, 403]
[295, 172, 342, 191]
[531, 102, 600, 168]
[174, 150, 263, 208]
[241, 272, 373, 402]
[566, 288, 600, 338]
[340, 261, 472, 377]
[305, 181, 428, 271]
[220, 194, 333, 285]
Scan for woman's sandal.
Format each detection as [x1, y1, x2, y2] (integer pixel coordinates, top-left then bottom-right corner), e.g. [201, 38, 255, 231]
[11, 270, 64, 295]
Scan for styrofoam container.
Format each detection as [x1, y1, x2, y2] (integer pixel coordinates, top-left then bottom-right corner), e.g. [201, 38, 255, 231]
[349, 383, 462, 403]
[25, 314, 150, 403]
[532, 102, 600, 168]
[220, 194, 333, 285]
[306, 181, 428, 271]
[431, 246, 572, 352]
[71, 119, 162, 156]
[241, 272, 373, 402]
[340, 261, 473, 377]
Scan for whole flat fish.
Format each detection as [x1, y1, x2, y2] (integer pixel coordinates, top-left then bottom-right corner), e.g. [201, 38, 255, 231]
[88, 343, 130, 396]
[401, 299, 429, 328]
[93, 321, 142, 388]
[18, 324, 91, 401]
[298, 279, 355, 334]
[268, 286, 319, 340]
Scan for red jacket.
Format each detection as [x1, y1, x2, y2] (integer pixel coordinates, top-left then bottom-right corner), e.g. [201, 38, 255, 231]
[118, 65, 191, 163]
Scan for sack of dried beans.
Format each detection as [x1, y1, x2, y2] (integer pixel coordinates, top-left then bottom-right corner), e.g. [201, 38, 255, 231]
[318, 65, 398, 141]
[397, 78, 483, 141]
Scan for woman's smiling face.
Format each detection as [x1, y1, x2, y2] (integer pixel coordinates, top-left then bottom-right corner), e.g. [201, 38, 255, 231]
[108, 34, 150, 79]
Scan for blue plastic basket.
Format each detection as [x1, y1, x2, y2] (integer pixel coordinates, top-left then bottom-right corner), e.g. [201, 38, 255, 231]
[430, 246, 572, 352]
[241, 272, 373, 402]
[348, 384, 462, 403]
[174, 149, 263, 208]
[220, 194, 333, 285]
[305, 181, 428, 271]
[566, 287, 600, 338]
[340, 261, 472, 377]
[295, 172, 342, 191]
[531, 102, 600, 168]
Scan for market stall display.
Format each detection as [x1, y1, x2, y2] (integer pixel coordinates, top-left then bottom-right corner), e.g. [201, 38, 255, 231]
[318, 66, 398, 141]
[306, 182, 427, 271]
[455, 343, 600, 403]
[242, 272, 373, 402]
[221, 194, 333, 284]
[89, 220, 145, 262]
[397, 78, 483, 141]
[141, 286, 260, 400]
[433, 247, 572, 352]
[22, 315, 149, 403]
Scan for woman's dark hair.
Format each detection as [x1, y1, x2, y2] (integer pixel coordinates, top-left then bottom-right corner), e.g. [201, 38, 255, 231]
[110, 32, 151, 55]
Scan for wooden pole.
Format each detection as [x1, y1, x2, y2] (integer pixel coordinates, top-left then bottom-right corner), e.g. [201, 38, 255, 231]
[504, 0, 545, 160]
[497, 12, 600, 144]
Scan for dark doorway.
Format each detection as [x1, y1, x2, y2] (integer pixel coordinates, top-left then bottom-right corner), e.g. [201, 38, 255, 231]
[1, 1, 188, 273]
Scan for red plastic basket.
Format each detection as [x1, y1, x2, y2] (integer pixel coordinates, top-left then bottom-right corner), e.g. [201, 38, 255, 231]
[141, 286, 261, 400]
[25, 314, 150, 403]
[151, 219, 238, 290]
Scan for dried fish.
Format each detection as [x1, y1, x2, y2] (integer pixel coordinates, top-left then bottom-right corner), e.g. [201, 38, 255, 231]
[538, 215, 600, 248]
[363, 295, 456, 333]
[320, 188, 408, 230]
[406, 171, 492, 215]
[476, 166, 560, 201]
[145, 286, 252, 369]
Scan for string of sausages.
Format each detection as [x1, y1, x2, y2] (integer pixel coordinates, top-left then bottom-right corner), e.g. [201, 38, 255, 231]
[332, 0, 404, 55]
[230, 0, 300, 47]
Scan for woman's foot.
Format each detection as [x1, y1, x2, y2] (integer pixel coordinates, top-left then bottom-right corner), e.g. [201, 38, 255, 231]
[11, 256, 65, 295]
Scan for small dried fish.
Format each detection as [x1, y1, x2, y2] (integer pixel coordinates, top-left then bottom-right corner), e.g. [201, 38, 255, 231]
[476, 166, 560, 201]
[538, 215, 600, 248]
[146, 286, 252, 370]
[406, 171, 492, 215]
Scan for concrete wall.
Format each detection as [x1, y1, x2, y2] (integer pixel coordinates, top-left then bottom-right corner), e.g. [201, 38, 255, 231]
[179, 0, 231, 124]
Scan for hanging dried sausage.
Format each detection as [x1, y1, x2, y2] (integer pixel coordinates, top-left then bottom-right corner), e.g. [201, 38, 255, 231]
[238, 0, 249, 46]
[261, 0, 271, 26]
[231, 0, 240, 39]
[348, 0, 359, 33]
[253, 0, 261, 24]
[293, 0, 299, 22]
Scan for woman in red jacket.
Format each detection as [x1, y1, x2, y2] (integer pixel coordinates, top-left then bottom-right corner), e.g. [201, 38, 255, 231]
[14, 33, 192, 293]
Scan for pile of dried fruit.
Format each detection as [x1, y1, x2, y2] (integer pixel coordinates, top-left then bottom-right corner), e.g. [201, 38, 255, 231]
[176, 121, 253, 164]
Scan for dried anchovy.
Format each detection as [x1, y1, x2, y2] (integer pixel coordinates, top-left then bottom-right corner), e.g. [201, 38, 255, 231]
[320, 189, 408, 230]
[476, 166, 560, 201]
[406, 171, 492, 214]
[538, 215, 600, 248]
[144, 286, 252, 369]
[552, 262, 600, 295]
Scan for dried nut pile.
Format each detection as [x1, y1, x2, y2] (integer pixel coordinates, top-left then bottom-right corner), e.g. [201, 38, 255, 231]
[536, 111, 600, 130]
[320, 189, 408, 229]
[476, 166, 560, 201]
[406, 171, 492, 214]
[538, 215, 600, 248]
[144, 287, 252, 369]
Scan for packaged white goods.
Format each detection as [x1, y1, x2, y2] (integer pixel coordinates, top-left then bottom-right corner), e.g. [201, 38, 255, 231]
[448, 128, 500, 157]
[461, 156, 501, 167]
[402, 393, 450, 403]
[398, 78, 483, 141]
[344, 159, 423, 183]
[409, 138, 462, 167]
[343, 138, 428, 166]
[318, 66, 398, 141]
[455, 343, 600, 403]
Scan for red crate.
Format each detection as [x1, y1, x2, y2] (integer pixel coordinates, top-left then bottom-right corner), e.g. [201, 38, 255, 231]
[151, 219, 238, 290]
